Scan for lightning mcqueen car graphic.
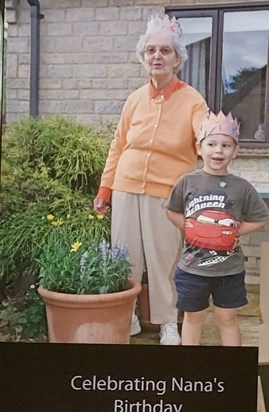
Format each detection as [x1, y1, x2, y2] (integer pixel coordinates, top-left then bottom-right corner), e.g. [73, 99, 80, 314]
[185, 210, 239, 251]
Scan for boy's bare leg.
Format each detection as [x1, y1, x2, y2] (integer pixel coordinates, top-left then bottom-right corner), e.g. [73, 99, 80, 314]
[181, 309, 208, 345]
[214, 306, 241, 346]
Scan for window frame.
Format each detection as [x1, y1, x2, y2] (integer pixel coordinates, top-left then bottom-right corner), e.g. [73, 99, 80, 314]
[166, 2, 269, 149]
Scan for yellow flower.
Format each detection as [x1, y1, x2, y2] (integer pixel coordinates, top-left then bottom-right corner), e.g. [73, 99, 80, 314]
[88, 214, 94, 220]
[70, 241, 82, 253]
[96, 214, 104, 220]
[47, 214, 54, 221]
[51, 218, 64, 226]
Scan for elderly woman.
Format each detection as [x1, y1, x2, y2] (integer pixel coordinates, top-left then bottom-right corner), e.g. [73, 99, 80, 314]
[94, 14, 209, 345]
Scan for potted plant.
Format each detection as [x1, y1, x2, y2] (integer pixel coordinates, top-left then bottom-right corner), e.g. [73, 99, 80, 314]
[37, 215, 141, 344]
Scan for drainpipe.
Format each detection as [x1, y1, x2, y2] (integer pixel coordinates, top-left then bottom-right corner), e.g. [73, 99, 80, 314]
[27, 0, 43, 117]
[0, 0, 5, 186]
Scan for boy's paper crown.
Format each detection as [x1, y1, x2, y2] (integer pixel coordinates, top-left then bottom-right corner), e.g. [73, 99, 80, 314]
[198, 111, 240, 143]
[145, 14, 182, 37]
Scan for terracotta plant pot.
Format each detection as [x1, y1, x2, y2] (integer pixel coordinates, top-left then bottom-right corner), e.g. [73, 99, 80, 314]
[137, 283, 183, 332]
[38, 279, 141, 344]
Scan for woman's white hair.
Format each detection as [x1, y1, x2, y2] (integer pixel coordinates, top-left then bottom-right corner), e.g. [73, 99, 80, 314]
[136, 15, 188, 73]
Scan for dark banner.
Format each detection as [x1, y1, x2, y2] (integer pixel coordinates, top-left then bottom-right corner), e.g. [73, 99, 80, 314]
[0, 343, 258, 412]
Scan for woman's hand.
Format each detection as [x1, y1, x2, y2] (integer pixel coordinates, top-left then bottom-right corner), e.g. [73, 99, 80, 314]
[93, 197, 109, 214]
[93, 187, 112, 214]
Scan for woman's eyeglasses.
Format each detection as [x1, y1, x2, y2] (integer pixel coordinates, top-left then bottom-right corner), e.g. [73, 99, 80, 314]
[144, 46, 174, 56]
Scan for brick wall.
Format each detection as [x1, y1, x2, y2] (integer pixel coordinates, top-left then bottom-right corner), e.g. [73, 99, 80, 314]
[241, 205, 269, 283]
[4, 0, 269, 282]
[6, 0, 258, 125]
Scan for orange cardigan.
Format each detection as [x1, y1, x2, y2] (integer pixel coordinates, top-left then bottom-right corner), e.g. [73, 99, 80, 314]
[98, 78, 208, 200]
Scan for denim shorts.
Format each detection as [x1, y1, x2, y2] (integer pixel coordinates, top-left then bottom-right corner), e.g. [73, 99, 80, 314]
[174, 267, 248, 312]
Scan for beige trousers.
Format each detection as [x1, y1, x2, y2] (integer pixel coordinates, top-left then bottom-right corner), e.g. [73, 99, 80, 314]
[111, 191, 182, 324]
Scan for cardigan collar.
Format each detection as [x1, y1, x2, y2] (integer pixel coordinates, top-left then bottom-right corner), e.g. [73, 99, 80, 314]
[149, 75, 186, 100]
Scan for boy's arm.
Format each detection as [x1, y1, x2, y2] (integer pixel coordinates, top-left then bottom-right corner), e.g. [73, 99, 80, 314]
[167, 210, 185, 232]
[238, 221, 266, 236]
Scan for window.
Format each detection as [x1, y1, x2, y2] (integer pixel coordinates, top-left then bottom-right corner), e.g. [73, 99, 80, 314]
[178, 17, 212, 103]
[166, 2, 269, 148]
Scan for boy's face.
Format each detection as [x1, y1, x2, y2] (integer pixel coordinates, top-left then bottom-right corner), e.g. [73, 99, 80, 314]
[197, 134, 239, 175]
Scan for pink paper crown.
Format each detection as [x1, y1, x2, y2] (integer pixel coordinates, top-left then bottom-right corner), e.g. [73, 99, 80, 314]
[145, 14, 182, 37]
[198, 111, 240, 143]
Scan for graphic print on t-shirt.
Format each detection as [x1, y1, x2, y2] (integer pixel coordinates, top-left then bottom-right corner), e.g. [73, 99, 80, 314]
[184, 191, 240, 262]
[185, 209, 239, 251]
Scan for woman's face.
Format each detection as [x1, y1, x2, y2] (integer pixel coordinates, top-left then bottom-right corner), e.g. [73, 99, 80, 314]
[142, 34, 180, 82]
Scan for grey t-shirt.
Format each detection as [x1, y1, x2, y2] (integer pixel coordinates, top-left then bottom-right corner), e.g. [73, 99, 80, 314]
[167, 169, 269, 277]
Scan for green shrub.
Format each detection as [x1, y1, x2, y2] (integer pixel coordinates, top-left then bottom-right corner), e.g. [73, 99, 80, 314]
[0, 116, 111, 285]
[2, 115, 111, 195]
[0, 284, 47, 341]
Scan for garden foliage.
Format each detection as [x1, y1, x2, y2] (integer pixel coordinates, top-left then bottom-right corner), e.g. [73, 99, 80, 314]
[38, 229, 132, 294]
[0, 116, 112, 283]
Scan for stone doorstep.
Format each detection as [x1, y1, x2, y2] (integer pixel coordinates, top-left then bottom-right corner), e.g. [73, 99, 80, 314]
[259, 324, 269, 365]
[257, 376, 266, 412]
[260, 243, 269, 324]
[259, 242, 269, 365]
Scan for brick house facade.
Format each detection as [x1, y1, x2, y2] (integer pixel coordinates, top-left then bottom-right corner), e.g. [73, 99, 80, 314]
[4, 0, 269, 282]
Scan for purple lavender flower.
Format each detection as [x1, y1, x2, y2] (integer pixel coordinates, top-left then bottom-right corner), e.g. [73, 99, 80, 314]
[98, 239, 109, 261]
[111, 242, 129, 260]
[80, 251, 89, 273]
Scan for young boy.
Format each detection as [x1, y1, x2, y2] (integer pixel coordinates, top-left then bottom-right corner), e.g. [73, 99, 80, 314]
[167, 111, 269, 346]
